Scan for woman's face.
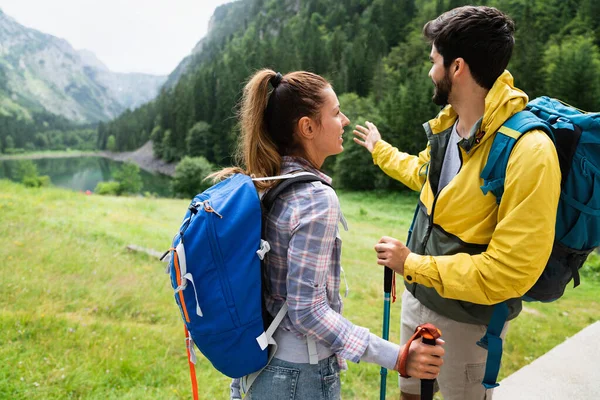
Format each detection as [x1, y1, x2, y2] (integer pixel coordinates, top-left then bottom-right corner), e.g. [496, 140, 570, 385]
[311, 86, 350, 166]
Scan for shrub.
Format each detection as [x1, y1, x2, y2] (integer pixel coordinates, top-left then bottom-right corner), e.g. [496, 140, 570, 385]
[16, 160, 39, 181]
[22, 175, 51, 188]
[95, 181, 121, 196]
[38, 175, 51, 187]
[106, 135, 117, 152]
[171, 156, 214, 199]
[114, 162, 143, 195]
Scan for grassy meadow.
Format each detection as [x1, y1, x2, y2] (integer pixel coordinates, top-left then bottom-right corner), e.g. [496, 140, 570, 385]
[1, 180, 599, 399]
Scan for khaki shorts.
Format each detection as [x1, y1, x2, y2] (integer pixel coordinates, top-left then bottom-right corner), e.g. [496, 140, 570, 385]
[399, 290, 509, 400]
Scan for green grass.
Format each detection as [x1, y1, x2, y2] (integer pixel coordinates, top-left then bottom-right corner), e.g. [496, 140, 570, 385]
[0, 180, 598, 399]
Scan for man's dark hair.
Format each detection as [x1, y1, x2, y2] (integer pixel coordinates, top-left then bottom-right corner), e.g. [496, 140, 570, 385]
[423, 6, 515, 90]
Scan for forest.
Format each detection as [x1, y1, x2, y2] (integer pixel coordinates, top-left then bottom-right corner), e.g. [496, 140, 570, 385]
[7, 0, 600, 190]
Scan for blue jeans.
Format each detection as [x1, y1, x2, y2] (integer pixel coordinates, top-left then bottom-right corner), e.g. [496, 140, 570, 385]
[247, 355, 341, 400]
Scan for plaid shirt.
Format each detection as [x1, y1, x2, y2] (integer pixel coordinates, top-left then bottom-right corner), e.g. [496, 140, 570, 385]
[263, 156, 370, 367]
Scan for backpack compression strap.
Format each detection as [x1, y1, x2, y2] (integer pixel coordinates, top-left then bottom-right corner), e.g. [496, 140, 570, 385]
[478, 111, 552, 389]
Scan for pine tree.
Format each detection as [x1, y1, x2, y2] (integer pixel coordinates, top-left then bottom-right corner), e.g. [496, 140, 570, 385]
[543, 35, 600, 111]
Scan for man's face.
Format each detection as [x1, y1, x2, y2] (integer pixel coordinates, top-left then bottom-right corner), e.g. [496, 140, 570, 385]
[428, 46, 452, 106]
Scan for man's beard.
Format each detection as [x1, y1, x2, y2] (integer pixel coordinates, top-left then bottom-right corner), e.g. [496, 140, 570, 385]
[432, 70, 452, 106]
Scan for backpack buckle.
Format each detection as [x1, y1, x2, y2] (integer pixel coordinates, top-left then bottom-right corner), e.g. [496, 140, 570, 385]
[256, 240, 271, 260]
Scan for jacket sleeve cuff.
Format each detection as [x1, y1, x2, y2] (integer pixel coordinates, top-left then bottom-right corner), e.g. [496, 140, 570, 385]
[403, 252, 438, 286]
[372, 140, 390, 165]
[403, 252, 420, 284]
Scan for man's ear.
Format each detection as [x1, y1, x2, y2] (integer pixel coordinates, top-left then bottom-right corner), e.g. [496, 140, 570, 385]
[452, 57, 467, 78]
[297, 116, 315, 140]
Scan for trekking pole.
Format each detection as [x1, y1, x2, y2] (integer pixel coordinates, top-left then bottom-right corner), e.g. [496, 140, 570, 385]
[379, 266, 394, 400]
[397, 324, 441, 400]
[420, 331, 437, 400]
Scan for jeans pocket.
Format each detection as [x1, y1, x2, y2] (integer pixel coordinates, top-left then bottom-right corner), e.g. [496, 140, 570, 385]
[248, 364, 299, 400]
[323, 359, 341, 400]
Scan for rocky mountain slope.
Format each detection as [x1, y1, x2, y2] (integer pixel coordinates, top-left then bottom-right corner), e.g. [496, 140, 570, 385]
[0, 9, 166, 122]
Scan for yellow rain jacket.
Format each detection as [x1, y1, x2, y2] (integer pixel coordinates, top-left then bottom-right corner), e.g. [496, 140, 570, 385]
[372, 71, 561, 324]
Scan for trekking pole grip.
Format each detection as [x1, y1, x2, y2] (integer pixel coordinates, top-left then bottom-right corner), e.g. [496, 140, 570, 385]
[397, 324, 441, 400]
[384, 266, 393, 294]
[420, 329, 439, 400]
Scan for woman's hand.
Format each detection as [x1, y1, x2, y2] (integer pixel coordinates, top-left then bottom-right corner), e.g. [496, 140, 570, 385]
[353, 121, 382, 153]
[395, 337, 445, 379]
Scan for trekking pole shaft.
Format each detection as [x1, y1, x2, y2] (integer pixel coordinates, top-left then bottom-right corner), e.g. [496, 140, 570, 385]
[380, 267, 393, 400]
[420, 336, 437, 400]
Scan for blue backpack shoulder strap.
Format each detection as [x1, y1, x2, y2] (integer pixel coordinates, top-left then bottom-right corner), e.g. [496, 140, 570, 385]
[478, 110, 553, 389]
[480, 110, 552, 204]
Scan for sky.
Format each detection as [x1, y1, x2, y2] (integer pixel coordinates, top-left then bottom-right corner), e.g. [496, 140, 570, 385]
[0, 0, 235, 76]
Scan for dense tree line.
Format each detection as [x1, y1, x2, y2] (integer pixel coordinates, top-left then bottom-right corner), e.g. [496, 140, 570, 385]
[99, 0, 600, 189]
[0, 110, 97, 153]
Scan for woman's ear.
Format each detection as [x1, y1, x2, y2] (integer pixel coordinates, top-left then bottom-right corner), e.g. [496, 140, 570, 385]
[297, 116, 315, 140]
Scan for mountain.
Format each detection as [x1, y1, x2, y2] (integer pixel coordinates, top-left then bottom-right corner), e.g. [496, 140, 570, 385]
[102, 0, 600, 192]
[163, 0, 251, 89]
[0, 9, 166, 123]
[77, 50, 167, 111]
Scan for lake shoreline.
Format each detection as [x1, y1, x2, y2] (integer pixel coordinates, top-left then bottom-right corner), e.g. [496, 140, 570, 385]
[0, 141, 177, 177]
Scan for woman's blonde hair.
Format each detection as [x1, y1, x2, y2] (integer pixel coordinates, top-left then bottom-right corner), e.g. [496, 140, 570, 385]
[211, 69, 330, 190]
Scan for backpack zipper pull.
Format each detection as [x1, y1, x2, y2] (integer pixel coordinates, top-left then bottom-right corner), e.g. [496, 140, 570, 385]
[203, 201, 223, 218]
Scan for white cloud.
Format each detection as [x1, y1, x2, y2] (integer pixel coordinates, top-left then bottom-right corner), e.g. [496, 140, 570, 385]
[0, 0, 235, 75]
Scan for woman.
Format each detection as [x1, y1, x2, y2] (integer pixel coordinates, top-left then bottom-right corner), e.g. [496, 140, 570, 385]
[219, 69, 444, 399]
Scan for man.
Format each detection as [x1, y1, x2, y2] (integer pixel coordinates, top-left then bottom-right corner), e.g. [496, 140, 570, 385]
[353, 6, 561, 400]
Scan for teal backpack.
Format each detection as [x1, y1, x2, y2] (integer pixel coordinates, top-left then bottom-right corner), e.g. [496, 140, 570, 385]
[478, 96, 600, 389]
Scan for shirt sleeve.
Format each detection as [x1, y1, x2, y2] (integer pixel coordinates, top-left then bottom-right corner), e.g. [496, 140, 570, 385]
[285, 182, 370, 363]
[403, 131, 561, 304]
[360, 333, 401, 371]
[372, 140, 431, 192]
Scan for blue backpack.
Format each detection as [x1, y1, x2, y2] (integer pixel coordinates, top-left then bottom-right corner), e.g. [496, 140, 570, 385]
[164, 172, 329, 398]
[478, 96, 600, 389]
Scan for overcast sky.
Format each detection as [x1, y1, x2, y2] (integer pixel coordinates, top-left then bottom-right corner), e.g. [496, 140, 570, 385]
[0, 0, 235, 76]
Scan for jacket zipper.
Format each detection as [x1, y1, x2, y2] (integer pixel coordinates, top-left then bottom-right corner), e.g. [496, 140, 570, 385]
[423, 143, 466, 249]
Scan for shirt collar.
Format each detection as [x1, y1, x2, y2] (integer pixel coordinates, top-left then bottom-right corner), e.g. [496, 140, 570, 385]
[457, 117, 484, 153]
[281, 156, 333, 185]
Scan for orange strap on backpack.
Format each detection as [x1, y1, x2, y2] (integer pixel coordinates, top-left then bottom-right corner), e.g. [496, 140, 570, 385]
[172, 247, 198, 400]
[184, 325, 199, 400]
[398, 323, 442, 378]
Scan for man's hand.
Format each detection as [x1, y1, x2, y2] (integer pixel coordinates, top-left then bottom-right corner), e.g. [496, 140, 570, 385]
[353, 121, 382, 153]
[374, 236, 411, 275]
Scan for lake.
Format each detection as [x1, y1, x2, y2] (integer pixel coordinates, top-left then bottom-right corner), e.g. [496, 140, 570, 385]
[0, 156, 173, 197]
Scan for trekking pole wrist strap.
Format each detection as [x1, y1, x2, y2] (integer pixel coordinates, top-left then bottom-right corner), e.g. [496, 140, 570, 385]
[398, 323, 441, 378]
